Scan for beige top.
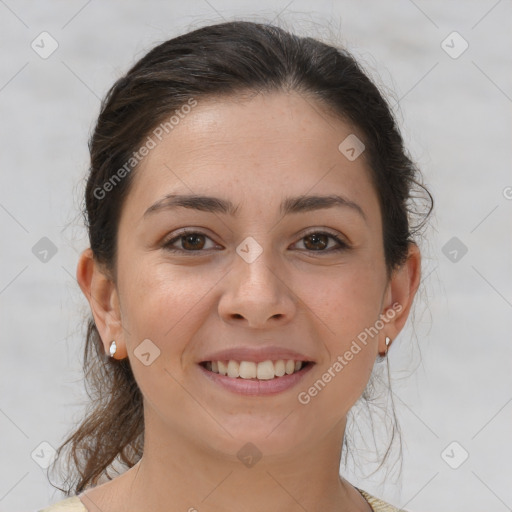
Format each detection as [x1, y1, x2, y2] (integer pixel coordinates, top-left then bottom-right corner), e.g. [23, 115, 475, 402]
[37, 488, 410, 511]
[356, 488, 410, 511]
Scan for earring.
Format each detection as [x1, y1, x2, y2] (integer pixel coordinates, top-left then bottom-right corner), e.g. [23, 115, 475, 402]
[377, 336, 392, 362]
[109, 340, 117, 358]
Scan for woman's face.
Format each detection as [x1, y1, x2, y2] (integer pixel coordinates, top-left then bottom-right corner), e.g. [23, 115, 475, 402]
[92, 91, 412, 460]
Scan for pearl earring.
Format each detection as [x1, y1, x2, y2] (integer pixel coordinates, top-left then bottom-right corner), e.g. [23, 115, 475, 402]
[377, 336, 392, 362]
[109, 340, 117, 358]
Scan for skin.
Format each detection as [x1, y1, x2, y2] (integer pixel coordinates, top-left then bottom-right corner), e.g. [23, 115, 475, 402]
[76, 91, 421, 512]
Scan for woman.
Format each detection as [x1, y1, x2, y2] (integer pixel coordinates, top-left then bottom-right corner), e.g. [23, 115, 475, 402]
[41, 20, 431, 512]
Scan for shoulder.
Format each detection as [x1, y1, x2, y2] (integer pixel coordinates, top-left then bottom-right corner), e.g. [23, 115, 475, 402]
[356, 487, 410, 512]
[37, 495, 87, 512]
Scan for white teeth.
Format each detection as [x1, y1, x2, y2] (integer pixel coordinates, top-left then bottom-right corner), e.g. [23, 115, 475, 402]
[205, 359, 306, 379]
[218, 360, 228, 376]
[239, 361, 257, 379]
[227, 360, 240, 378]
[257, 360, 275, 380]
[274, 359, 286, 377]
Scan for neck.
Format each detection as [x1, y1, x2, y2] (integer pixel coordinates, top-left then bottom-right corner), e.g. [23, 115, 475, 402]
[103, 410, 371, 512]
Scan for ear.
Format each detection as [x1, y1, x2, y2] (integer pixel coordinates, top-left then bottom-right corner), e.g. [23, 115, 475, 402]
[379, 242, 421, 354]
[76, 248, 127, 359]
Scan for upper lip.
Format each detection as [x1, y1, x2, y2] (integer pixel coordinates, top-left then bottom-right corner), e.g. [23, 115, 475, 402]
[199, 346, 315, 364]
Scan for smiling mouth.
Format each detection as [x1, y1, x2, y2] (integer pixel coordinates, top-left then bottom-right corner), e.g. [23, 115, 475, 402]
[199, 359, 315, 380]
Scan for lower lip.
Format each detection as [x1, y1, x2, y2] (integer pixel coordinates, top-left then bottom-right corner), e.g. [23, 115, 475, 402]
[198, 363, 315, 396]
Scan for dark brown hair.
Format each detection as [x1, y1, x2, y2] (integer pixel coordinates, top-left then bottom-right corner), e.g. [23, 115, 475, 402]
[49, 20, 433, 495]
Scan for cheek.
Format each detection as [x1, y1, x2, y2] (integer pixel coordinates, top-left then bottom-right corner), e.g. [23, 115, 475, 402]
[305, 261, 385, 338]
[297, 273, 381, 421]
[299, 259, 384, 393]
[118, 258, 217, 347]
[116, 259, 219, 402]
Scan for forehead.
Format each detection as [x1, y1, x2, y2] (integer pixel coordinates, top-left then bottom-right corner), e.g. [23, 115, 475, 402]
[123, 91, 380, 222]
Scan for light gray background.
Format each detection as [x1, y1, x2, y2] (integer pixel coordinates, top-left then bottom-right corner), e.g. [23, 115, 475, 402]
[1, 1, 511, 511]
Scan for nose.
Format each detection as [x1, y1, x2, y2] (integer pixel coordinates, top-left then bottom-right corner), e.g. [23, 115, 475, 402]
[217, 249, 297, 329]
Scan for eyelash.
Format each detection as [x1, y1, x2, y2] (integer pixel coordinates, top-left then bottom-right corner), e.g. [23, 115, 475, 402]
[162, 228, 349, 255]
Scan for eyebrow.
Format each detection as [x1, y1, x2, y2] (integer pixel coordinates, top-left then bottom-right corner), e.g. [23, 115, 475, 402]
[143, 193, 367, 222]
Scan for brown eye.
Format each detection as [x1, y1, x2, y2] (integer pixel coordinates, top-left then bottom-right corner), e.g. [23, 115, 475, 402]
[303, 233, 329, 250]
[163, 231, 218, 253]
[162, 230, 348, 255]
[294, 231, 348, 252]
[181, 233, 206, 250]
